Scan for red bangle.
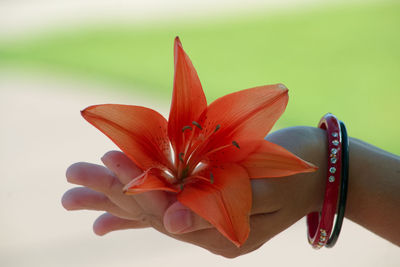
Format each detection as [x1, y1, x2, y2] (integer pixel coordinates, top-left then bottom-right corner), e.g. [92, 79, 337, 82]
[307, 113, 342, 249]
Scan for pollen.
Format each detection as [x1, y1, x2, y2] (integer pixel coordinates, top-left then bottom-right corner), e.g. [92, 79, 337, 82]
[179, 152, 185, 163]
[192, 121, 202, 130]
[232, 141, 240, 149]
[210, 172, 214, 184]
[182, 125, 193, 132]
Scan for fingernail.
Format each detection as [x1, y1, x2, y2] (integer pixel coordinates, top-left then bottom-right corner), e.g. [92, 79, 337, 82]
[164, 209, 192, 234]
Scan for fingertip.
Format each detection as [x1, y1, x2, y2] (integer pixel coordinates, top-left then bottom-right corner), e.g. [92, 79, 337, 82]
[93, 214, 109, 236]
[65, 162, 79, 182]
[62, 187, 88, 211]
[163, 201, 212, 234]
[65, 162, 89, 183]
[93, 226, 107, 236]
[163, 203, 192, 234]
[61, 190, 74, 210]
[93, 227, 107, 236]
[101, 150, 142, 184]
[100, 150, 121, 165]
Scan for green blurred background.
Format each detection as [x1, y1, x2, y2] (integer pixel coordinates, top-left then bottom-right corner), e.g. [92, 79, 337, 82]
[1, 0, 399, 154]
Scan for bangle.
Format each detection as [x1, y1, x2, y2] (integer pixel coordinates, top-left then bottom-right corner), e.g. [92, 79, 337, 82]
[325, 121, 349, 247]
[307, 113, 342, 249]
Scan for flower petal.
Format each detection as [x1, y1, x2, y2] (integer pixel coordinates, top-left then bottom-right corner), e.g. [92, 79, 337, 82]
[123, 171, 179, 194]
[190, 84, 288, 163]
[206, 84, 288, 140]
[241, 140, 318, 178]
[177, 164, 251, 247]
[81, 104, 172, 170]
[205, 139, 263, 165]
[168, 37, 207, 157]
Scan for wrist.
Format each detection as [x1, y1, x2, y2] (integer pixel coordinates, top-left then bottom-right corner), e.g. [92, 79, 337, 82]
[266, 126, 327, 214]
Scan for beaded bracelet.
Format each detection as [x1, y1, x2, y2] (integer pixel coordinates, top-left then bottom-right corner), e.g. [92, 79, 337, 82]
[307, 113, 343, 249]
[325, 121, 349, 247]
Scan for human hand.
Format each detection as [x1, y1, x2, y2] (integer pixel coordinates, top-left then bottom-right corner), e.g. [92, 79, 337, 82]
[62, 126, 326, 258]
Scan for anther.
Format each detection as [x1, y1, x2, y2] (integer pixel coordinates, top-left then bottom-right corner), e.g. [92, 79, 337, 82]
[192, 121, 202, 130]
[210, 172, 214, 184]
[179, 152, 184, 163]
[214, 124, 221, 132]
[181, 166, 189, 179]
[182, 125, 193, 132]
[232, 141, 240, 149]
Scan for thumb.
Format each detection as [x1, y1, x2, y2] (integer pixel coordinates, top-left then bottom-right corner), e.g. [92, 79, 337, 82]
[163, 201, 212, 234]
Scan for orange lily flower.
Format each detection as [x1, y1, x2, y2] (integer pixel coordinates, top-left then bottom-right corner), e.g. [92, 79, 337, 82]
[81, 37, 317, 247]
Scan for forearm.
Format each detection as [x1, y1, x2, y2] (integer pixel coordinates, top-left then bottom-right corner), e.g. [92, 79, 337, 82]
[345, 138, 400, 245]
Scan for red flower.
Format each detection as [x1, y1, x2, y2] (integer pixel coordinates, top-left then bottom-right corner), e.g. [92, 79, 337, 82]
[81, 37, 317, 247]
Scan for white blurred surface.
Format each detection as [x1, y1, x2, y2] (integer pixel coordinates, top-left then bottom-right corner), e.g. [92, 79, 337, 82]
[0, 72, 398, 267]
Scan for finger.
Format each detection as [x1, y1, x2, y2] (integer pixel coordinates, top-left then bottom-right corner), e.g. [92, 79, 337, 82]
[62, 187, 132, 219]
[93, 212, 150, 236]
[66, 162, 122, 193]
[163, 201, 212, 234]
[101, 151, 172, 220]
[66, 162, 144, 218]
[101, 150, 142, 184]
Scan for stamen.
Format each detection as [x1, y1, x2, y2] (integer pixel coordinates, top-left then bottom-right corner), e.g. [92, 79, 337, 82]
[182, 125, 193, 132]
[179, 152, 185, 163]
[181, 166, 189, 179]
[210, 172, 214, 184]
[185, 124, 221, 163]
[192, 121, 202, 130]
[232, 141, 240, 149]
[202, 144, 231, 158]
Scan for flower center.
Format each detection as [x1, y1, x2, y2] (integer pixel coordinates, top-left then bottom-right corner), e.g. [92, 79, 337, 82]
[172, 121, 240, 183]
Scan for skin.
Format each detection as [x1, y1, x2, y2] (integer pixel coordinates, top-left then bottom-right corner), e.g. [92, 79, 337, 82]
[62, 126, 400, 258]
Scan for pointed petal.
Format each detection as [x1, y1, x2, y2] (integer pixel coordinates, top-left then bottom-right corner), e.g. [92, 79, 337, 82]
[206, 139, 263, 165]
[168, 37, 207, 156]
[81, 104, 172, 170]
[206, 84, 288, 141]
[241, 140, 318, 178]
[123, 171, 178, 195]
[177, 164, 251, 247]
[191, 84, 288, 162]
